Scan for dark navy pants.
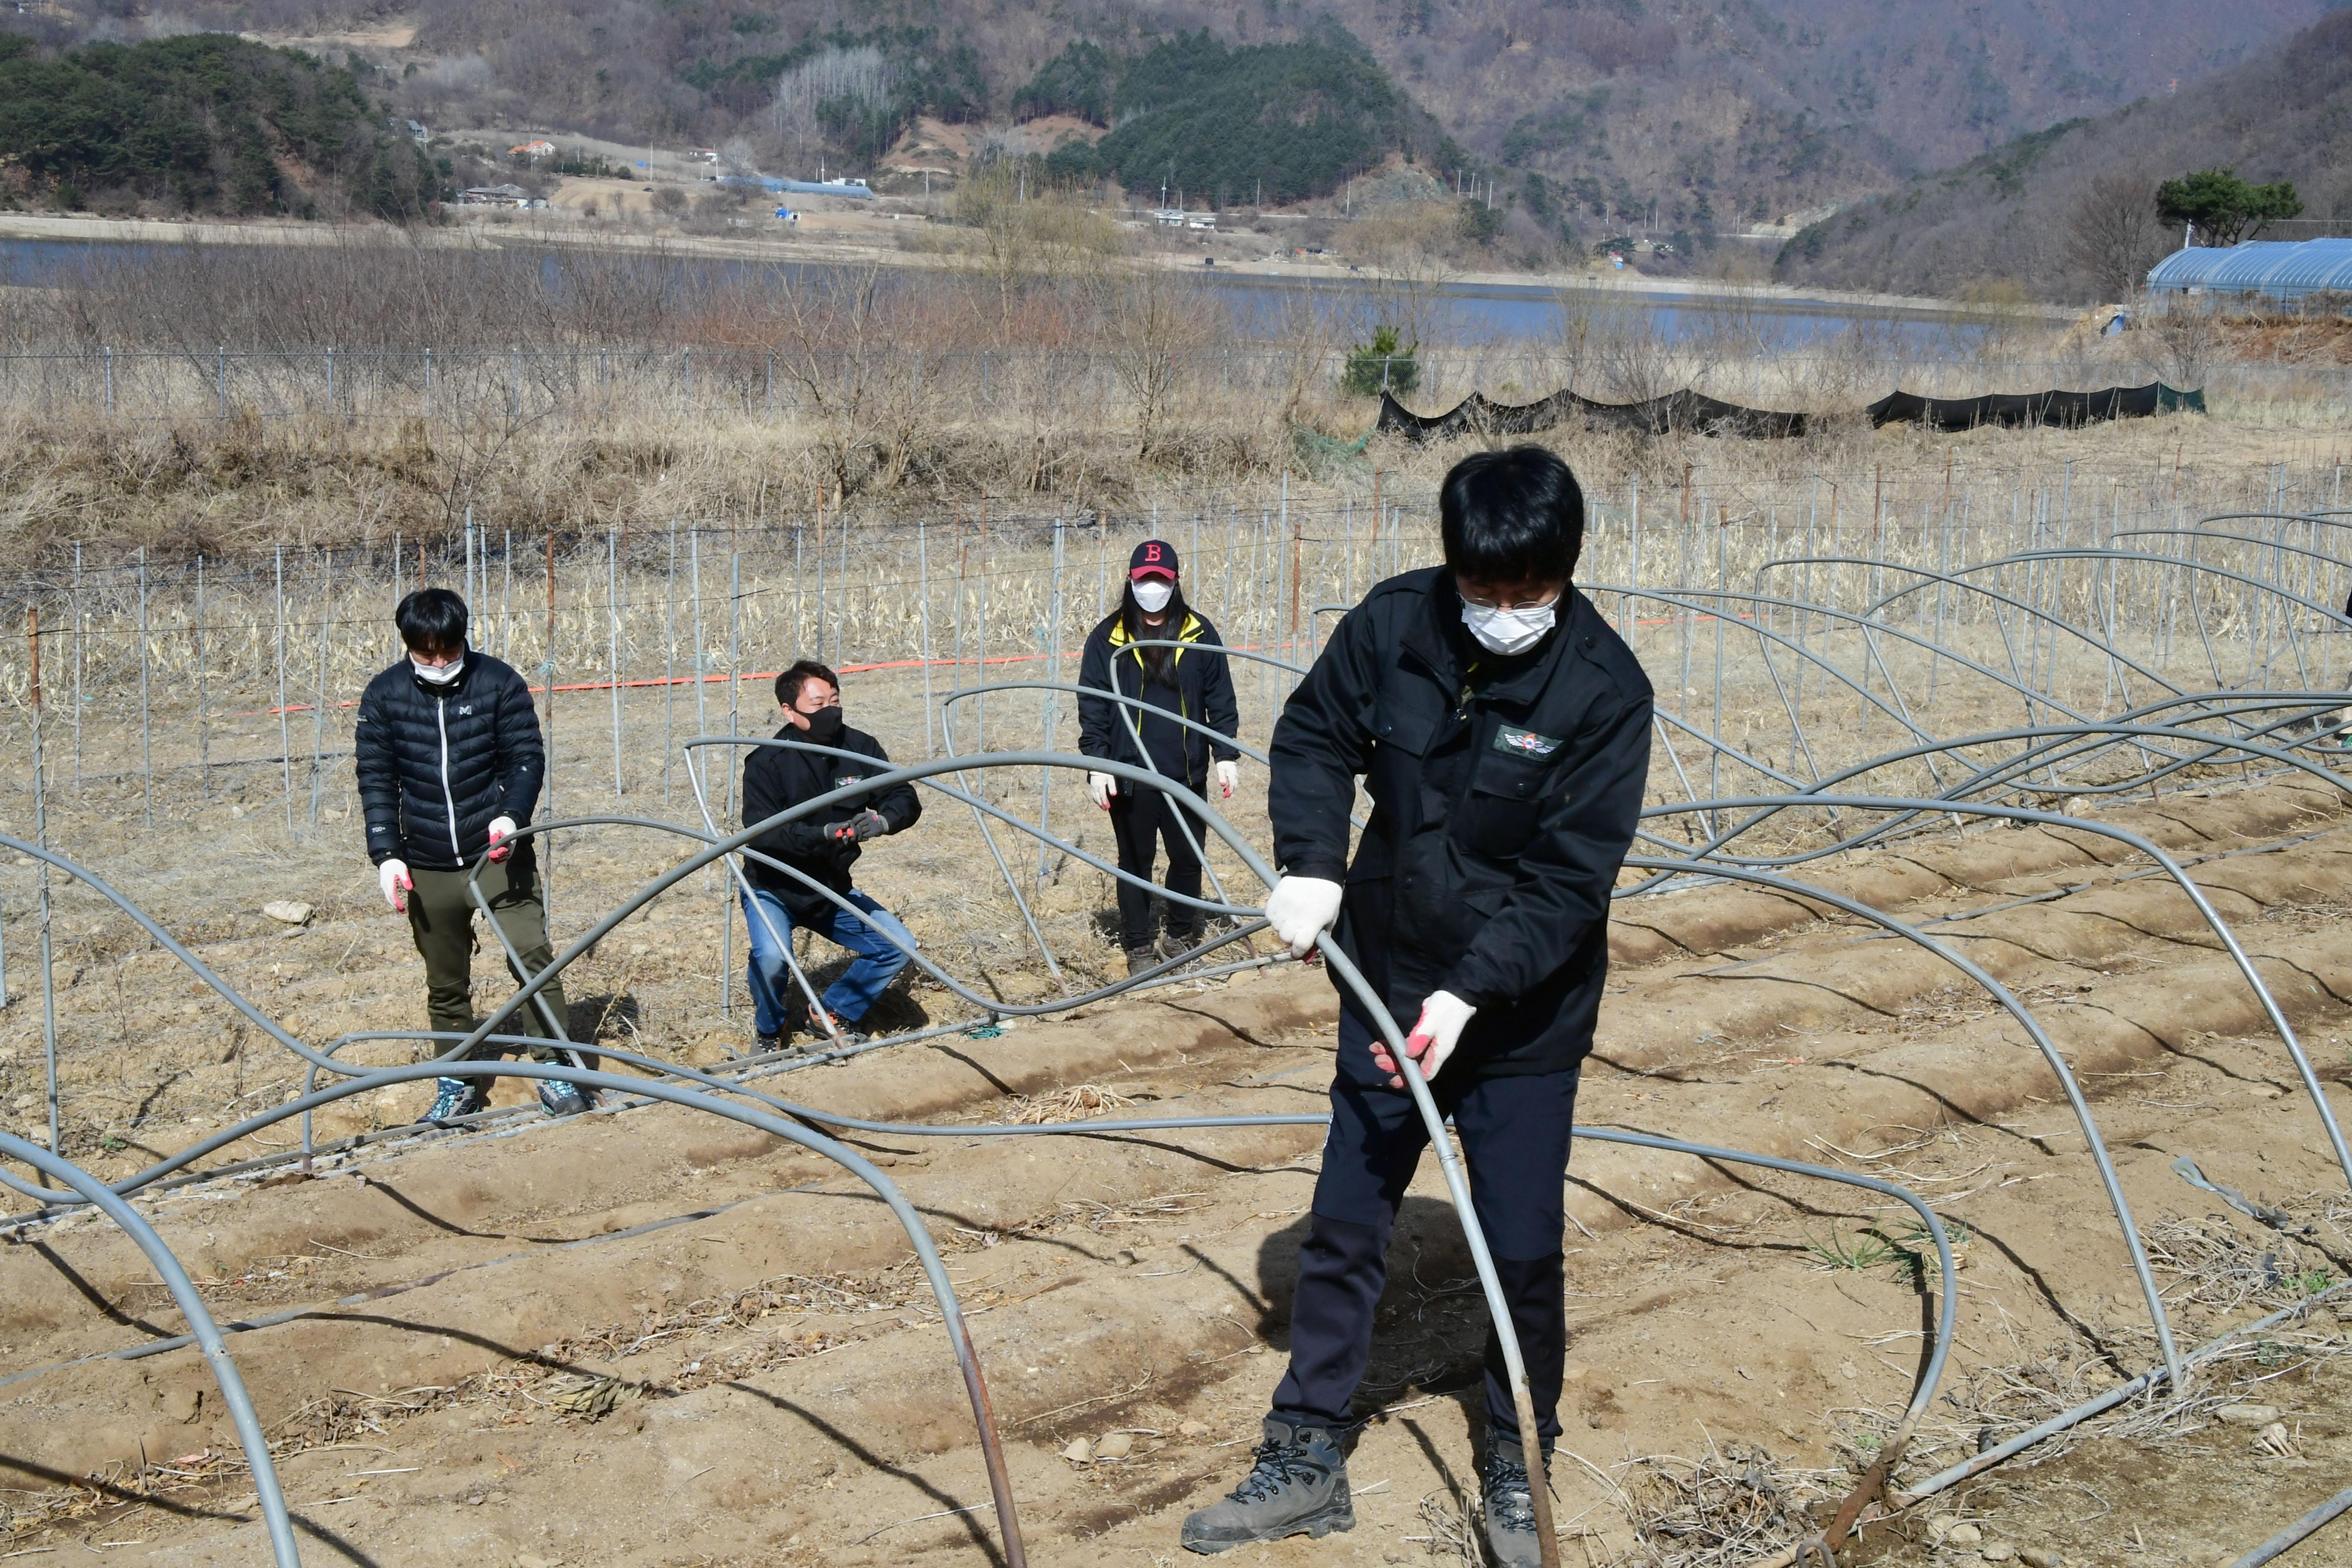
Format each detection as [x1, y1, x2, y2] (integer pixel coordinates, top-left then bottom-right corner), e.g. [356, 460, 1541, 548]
[1271, 1010, 1577, 1445]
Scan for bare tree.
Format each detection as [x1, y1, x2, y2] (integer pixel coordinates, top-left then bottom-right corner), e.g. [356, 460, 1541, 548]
[1092, 269, 1220, 459]
[2146, 302, 2223, 390]
[2064, 172, 2163, 302]
[718, 138, 760, 179]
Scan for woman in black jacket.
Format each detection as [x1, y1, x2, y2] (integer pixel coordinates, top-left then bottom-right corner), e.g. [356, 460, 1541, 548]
[1075, 540, 1241, 973]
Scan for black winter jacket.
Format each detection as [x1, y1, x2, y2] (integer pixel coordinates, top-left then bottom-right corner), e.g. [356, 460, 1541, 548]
[1268, 568, 1652, 1080]
[1076, 609, 1240, 787]
[741, 725, 923, 922]
[355, 652, 546, 871]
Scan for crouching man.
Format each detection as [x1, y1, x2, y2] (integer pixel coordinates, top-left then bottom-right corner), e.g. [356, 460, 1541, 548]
[1183, 446, 1652, 1565]
[739, 660, 923, 1051]
[356, 588, 589, 1125]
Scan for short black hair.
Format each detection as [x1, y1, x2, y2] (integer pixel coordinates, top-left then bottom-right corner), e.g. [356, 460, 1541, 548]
[776, 659, 840, 708]
[1439, 446, 1585, 583]
[395, 588, 468, 655]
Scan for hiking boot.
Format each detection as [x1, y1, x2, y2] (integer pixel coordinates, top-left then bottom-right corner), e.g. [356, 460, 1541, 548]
[1157, 928, 1199, 961]
[425, 1078, 487, 1125]
[1480, 1433, 1548, 1568]
[754, 1031, 787, 1055]
[1179, 1415, 1352, 1554]
[537, 1081, 589, 1118]
[1125, 944, 1160, 977]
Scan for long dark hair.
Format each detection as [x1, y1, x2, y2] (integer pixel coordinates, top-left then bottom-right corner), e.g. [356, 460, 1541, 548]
[1119, 578, 1189, 684]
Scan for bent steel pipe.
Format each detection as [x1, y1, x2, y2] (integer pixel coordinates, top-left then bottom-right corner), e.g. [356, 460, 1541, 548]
[1619, 850, 2184, 1390]
[0, 1130, 301, 1568]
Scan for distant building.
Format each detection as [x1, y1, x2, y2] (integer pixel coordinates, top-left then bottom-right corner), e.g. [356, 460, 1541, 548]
[460, 184, 544, 209]
[509, 139, 556, 159]
[691, 147, 719, 163]
[389, 117, 428, 145]
[715, 174, 875, 200]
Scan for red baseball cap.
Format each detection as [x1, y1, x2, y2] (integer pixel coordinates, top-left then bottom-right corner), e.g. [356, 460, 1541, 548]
[1129, 539, 1179, 581]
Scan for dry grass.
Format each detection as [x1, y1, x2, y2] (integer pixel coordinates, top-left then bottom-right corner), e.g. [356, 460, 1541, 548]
[1007, 1083, 1138, 1123]
[1618, 1443, 1849, 1568]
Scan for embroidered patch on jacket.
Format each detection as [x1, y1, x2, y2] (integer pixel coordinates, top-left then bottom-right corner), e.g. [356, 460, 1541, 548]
[1492, 725, 1563, 758]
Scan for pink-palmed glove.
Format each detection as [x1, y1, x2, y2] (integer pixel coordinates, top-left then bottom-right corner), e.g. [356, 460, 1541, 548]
[379, 859, 412, 914]
[1370, 991, 1477, 1088]
[486, 817, 517, 863]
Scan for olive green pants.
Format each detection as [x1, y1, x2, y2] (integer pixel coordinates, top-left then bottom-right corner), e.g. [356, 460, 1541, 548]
[404, 858, 586, 1067]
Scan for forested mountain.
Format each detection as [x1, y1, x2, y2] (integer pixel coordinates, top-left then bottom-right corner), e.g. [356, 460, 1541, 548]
[1040, 30, 1429, 206]
[1773, 8, 2352, 302]
[0, 0, 2335, 236]
[0, 33, 435, 218]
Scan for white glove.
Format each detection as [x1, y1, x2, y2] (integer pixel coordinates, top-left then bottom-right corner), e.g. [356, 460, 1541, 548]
[486, 816, 517, 863]
[1088, 772, 1116, 810]
[1370, 991, 1477, 1087]
[1263, 874, 1343, 958]
[1214, 760, 1239, 798]
[379, 859, 412, 914]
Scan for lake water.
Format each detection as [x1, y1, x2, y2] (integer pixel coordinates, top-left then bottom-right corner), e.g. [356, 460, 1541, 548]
[0, 234, 1986, 350]
[1203, 269, 1989, 351]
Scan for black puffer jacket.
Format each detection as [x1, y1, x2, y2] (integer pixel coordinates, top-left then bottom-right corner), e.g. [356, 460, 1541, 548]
[354, 652, 546, 871]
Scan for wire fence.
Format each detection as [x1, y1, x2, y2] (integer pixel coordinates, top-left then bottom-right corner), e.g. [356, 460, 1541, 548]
[2, 448, 2345, 863]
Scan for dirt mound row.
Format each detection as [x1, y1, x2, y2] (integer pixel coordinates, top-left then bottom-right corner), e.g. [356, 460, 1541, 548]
[5, 780, 2352, 1565]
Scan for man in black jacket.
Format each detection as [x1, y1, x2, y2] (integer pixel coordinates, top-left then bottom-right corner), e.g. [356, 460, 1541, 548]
[1181, 447, 1652, 1566]
[739, 660, 923, 1052]
[355, 588, 588, 1126]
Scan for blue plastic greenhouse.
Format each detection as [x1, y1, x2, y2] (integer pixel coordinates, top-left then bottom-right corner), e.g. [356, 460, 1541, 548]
[2145, 238, 2352, 301]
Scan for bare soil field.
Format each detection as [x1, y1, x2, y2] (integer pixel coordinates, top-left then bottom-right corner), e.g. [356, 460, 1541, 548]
[5, 422, 2352, 1566]
[4, 754, 2351, 1566]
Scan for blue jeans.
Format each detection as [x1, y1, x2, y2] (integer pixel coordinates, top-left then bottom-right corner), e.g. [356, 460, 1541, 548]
[740, 885, 914, 1035]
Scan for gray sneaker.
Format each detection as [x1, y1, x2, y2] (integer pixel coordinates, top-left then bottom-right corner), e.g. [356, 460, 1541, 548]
[1481, 1432, 1548, 1568]
[1179, 1416, 1353, 1554]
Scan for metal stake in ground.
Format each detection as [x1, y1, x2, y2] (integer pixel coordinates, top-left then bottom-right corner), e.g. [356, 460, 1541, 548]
[609, 528, 623, 800]
[27, 608, 58, 1155]
[919, 517, 936, 758]
[721, 548, 742, 1017]
[275, 546, 293, 838]
[544, 531, 558, 924]
[664, 521, 678, 804]
[310, 551, 332, 827]
[138, 546, 152, 828]
[195, 555, 209, 798]
[71, 542, 82, 791]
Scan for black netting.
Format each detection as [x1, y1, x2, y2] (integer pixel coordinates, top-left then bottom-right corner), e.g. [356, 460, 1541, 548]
[1376, 388, 1808, 442]
[1866, 382, 2207, 431]
[1373, 381, 2207, 443]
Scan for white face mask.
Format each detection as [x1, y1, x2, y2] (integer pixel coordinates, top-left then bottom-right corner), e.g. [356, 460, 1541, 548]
[412, 655, 465, 686]
[1461, 599, 1556, 656]
[1132, 579, 1174, 615]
